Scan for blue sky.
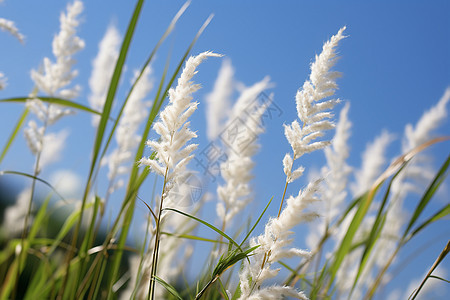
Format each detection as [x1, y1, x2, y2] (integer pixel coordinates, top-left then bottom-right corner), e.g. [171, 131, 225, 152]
[1, 0, 449, 298]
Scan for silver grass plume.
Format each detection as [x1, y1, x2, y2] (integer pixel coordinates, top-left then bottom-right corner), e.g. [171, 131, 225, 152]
[0, 17, 25, 43]
[238, 180, 320, 300]
[283, 27, 346, 184]
[24, 1, 84, 171]
[306, 102, 352, 250]
[139, 51, 221, 203]
[216, 77, 273, 228]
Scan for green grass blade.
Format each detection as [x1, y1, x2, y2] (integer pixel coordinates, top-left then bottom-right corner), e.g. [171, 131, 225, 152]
[349, 163, 408, 296]
[98, 1, 190, 165]
[428, 275, 450, 284]
[164, 208, 242, 251]
[212, 245, 259, 278]
[409, 204, 450, 240]
[240, 197, 273, 247]
[403, 153, 450, 238]
[47, 201, 95, 256]
[0, 97, 102, 116]
[0, 170, 66, 202]
[217, 277, 230, 300]
[410, 240, 450, 300]
[107, 13, 214, 297]
[28, 196, 50, 240]
[24, 257, 52, 300]
[0, 107, 29, 165]
[153, 275, 183, 300]
[161, 232, 227, 244]
[325, 192, 371, 290]
[64, 0, 145, 297]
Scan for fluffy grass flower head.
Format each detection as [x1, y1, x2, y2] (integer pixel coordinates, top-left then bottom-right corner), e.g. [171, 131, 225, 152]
[140, 51, 221, 186]
[283, 27, 346, 184]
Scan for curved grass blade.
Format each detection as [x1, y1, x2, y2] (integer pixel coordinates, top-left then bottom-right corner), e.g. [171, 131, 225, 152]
[409, 204, 450, 239]
[164, 208, 242, 251]
[240, 197, 273, 247]
[410, 240, 450, 300]
[62, 0, 145, 298]
[0, 107, 29, 165]
[0, 97, 102, 116]
[153, 275, 183, 300]
[196, 246, 259, 300]
[349, 163, 408, 297]
[161, 232, 227, 244]
[327, 137, 450, 293]
[1, 170, 66, 202]
[98, 1, 191, 167]
[404, 153, 450, 238]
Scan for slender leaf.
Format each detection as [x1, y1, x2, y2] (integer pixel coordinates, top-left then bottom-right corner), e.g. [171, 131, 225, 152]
[350, 163, 408, 296]
[165, 208, 242, 251]
[409, 204, 450, 239]
[0, 97, 102, 116]
[428, 275, 450, 284]
[410, 240, 450, 300]
[98, 1, 191, 166]
[153, 276, 183, 300]
[162, 232, 227, 244]
[404, 153, 450, 237]
[0, 107, 29, 165]
[1, 170, 66, 202]
[240, 197, 273, 247]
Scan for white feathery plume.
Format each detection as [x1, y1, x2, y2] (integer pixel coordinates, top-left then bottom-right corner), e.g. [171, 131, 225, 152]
[139, 51, 221, 199]
[404, 87, 450, 151]
[24, 120, 44, 155]
[243, 286, 308, 300]
[389, 87, 450, 221]
[0, 17, 25, 43]
[306, 103, 352, 249]
[321, 102, 352, 222]
[105, 66, 152, 193]
[0, 72, 6, 90]
[351, 130, 394, 197]
[230, 76, 272, 122]
[238, 180, 321, 300]
[283, 27, 346, 184]
[24, 1, 83, 169]
[216, 77, 273, 228]
[88, 24, 121, 126]
[30, 0, 84, 98]
[205, 58, 234, 140]
[26, 98, 74, 126]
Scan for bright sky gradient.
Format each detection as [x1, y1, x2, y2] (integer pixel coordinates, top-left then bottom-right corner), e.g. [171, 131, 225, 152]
[1, 0, 449, 298]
